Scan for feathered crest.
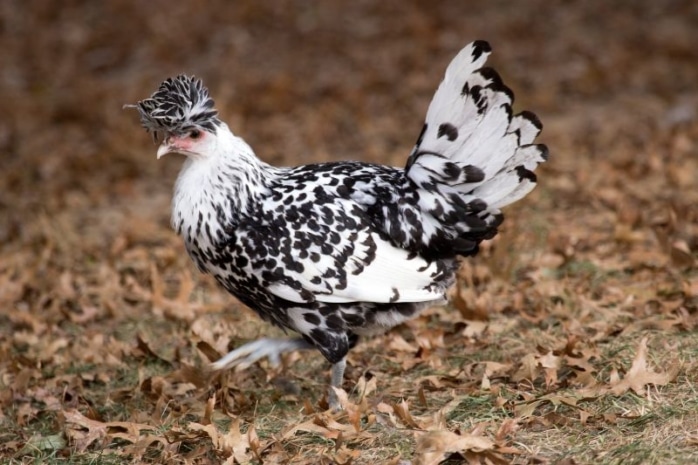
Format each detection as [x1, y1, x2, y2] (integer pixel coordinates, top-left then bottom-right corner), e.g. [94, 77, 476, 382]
[126, 75, 221, 137]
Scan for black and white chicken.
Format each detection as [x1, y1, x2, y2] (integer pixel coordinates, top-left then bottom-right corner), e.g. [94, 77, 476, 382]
[128, 41, 548, 410]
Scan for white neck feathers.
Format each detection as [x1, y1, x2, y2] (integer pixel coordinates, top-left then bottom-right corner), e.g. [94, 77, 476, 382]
[171, 125, 275, 244]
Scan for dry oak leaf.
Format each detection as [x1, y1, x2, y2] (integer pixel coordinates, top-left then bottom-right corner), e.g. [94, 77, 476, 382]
[413, 429, 495, 465]
[189, 418, 254, 464]
[281, 410, 355, 442]
[393, 399, 424, 429]
[62, 409, 109, 452]
[610, 337, 680, 396]
[61, 409, 156, 453]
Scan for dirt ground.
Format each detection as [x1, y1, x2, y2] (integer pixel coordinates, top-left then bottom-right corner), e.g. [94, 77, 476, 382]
[1, 1, 697, 463]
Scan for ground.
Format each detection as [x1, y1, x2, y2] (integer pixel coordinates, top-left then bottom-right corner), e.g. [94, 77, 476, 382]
[1, 1, 697, 464]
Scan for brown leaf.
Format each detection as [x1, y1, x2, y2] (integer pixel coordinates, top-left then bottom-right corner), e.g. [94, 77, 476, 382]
[62, 408, 159, 453]
[418, 386, 428, 407]
[539, 350, 561, 388]
[355, 374, 378, 401]
[248, 425, 263, 461]
[579, 409, 592, 425]
[61, 409, 108, 452]
[189, 418, 254, 463]
[514, 399, 543, 418]
[225, 419, 254, 464]
[460, 320, 488, 339]
[511, 353, 538, 383]
[108, 421, 158, 442]
[670, 240, 695, 268]
[452, 285, 489, 321]
[414, 429, 495, 465]
[514, 393, 580, 419]
[135, 334, 171, 364]
[387, 335, 415, 353]
[282, 418, 339, 440]
[495, 419, 519, 442]
[393, 399, 423, 429]
[197, 340, 222, 363]
[15, 401, 39, 427]
[122, 436, 168, 462]
[202, 394, 215, 425]
[338, 445, 364, 464]
[316, 413, 359, 436]
[610, 337, 680, 396]
[171, 363, 209, 389]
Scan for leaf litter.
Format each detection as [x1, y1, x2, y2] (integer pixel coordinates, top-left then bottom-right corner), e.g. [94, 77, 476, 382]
[1, 1, 698, 464]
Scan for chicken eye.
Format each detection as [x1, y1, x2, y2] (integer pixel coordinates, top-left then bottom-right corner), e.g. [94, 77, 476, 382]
[189, 129, 201, 139]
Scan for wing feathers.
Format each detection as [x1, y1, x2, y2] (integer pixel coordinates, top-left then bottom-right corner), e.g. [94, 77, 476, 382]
[245, 197, 449, 305]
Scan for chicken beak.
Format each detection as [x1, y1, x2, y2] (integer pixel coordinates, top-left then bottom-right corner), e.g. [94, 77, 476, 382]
[157, 142, 174, 159]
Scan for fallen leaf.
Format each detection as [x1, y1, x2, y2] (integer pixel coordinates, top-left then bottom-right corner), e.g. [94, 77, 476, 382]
[414, 429, 495, 465]
[388, 335, 416, 353]
[610, 337, 680, 396]
[61, 409, 108, 452]
[393, 399, 423, 429]
[452, 284, 489, 321]
[135, 334, 171, 364]
[282, 418, 339, 440]
[62, 409, 158, 453]
[511, 353, 539, 384]
[514, 399, 543, 418]
[539, 350, 561, 388]
[122, 435, 168, 462]
[670, 240, 694, 268]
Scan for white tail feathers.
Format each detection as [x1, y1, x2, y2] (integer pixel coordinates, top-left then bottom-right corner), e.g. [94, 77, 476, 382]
[406, 40, 547, 216]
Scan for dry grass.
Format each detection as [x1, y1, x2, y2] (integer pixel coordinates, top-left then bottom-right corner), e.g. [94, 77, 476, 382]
[1, 0, 697, 463]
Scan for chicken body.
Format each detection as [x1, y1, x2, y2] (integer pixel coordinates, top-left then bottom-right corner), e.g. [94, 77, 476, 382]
[130, 41, 548, 409]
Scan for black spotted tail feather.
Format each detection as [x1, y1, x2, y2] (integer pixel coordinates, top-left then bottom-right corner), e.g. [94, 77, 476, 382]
[405, 41, 548, 256]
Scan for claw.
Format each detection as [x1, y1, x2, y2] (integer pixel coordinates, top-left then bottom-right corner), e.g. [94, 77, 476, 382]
[210, 337, 312, 371]
[211, 338, 349, 412]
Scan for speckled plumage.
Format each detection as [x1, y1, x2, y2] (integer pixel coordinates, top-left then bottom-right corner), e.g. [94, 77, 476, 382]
[130, 41, 548, 408]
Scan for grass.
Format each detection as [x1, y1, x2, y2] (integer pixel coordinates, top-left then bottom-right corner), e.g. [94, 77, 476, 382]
[5, 248, 697, 464]
[3, 310, 698, 463]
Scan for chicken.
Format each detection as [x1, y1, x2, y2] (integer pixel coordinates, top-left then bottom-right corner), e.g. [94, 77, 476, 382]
[127, 40, 548, 410]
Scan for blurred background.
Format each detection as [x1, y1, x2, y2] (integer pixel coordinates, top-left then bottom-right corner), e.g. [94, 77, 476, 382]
[2, 0, 697, 350]
[2, 0, 695, 235]
[1, 0, 697, 460]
